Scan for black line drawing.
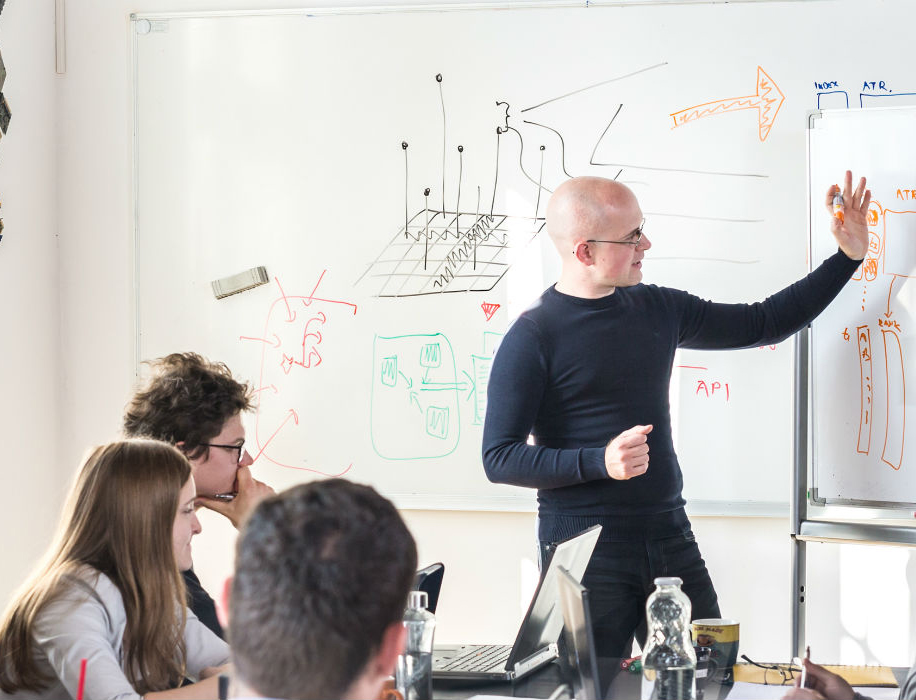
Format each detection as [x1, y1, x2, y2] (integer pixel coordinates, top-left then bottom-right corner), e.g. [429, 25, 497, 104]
[402, 141, 409, 237]
[520, 62, 669, 113]
[651, 256, 761, 265]
[357, 60, 773, 297]
[524, 118, 573, 179]
[456, 145, 464, 237]
[644, 212, 764, 224]
[355, 207, 543, 298]
[438, 73, 446, 217]
[356, 75, 546, 298]
[587, 101, 767, 178]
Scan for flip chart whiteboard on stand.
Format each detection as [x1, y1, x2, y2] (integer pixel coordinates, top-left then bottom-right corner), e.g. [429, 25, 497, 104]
[808, 106, 916, 508]
[131, 1, 916, 512]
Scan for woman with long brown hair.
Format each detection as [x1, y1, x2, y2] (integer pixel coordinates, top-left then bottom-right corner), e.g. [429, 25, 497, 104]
[0, 439, 229, 699]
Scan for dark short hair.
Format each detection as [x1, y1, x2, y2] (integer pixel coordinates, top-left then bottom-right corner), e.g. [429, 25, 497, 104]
[123, 353, 252, 460]
[230, 479, 417, 700]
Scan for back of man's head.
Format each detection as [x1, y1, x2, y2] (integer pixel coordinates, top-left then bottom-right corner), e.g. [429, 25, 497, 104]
[230, 478, 418, 700]
[123, 352, 252, 459]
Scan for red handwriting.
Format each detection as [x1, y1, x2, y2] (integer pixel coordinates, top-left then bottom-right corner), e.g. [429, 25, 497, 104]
[241, 271, 358, 476]
[695, 380, 730, 401]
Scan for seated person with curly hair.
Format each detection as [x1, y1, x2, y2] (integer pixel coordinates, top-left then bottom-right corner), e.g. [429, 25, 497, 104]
[123, 352, 275, 638]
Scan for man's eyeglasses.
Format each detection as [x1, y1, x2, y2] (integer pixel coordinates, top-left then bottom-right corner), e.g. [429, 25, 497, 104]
[586, 218, 645, 247]
[205, 442, 245, 464]
[740, 655, 800, 686]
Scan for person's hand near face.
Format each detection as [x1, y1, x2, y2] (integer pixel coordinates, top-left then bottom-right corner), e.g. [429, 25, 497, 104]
[188, 413, 276, 529]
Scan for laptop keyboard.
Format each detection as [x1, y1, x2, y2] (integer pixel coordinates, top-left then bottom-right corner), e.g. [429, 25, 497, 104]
[438, 644, 512, 672]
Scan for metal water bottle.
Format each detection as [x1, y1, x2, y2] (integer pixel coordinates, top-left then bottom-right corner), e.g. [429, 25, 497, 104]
[396, 590, 436, 700]
[641, 577, 697, 700]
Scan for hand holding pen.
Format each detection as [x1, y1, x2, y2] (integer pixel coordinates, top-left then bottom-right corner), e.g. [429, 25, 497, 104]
[782, 649, 857, 700]
[826, 170, 871, 262]
[197, 465, 275, 529]
[800, 646, 810, 688]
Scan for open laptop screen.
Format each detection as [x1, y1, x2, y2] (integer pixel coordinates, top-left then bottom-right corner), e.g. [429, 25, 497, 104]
[414, 562, 444, 614]
[506, 524, 601, 669]
[558, 565, 602, 700]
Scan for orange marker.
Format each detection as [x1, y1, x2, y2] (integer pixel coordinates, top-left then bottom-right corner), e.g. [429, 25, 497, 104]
[833, 187, 845, 224]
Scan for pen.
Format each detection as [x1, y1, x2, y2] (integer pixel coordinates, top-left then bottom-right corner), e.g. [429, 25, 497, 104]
[800, 646, 810, 688]
[218, 672, 229, 700]
[76, 658, 87, 700]
[210, 492, 237, 502]
[833, 186, 845, 224]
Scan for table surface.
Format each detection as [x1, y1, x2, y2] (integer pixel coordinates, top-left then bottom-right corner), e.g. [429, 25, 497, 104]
[432, 660, 909, 700]
[434, 658, 686, 700]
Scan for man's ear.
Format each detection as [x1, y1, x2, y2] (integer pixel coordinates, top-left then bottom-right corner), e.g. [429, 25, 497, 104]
[217, 576, 233, 630]
[375, 621, 407, 679]
[573, 241, 593, 264]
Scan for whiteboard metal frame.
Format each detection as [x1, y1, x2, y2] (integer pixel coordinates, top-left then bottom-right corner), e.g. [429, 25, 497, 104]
[808, 492, 916, 509]
[129, 0, 813, 23]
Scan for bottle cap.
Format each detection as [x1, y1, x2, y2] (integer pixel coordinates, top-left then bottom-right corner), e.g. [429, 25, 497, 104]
[653, 576, 683, 587]
[408, 590, 428, 610]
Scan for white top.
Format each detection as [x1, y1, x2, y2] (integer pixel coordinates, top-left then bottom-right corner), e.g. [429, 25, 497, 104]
[1, 568, 229, 700]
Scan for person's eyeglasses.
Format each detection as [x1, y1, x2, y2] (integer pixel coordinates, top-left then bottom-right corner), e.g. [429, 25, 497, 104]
[740, 655, 799, 686]
[205, 442, 245, 464]
[586, 218, 645, 247]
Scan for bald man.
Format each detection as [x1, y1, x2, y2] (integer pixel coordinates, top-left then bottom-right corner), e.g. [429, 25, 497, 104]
[482, 173, 870, 659]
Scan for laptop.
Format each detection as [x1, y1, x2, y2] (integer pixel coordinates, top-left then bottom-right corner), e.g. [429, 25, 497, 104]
[432, 524, 601, 682]
[414, 562, 444, 613]
[557, 565, 602, 700]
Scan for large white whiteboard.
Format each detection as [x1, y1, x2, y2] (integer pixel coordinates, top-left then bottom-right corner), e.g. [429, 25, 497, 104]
[132, 1, 916, 511]
[809, 107, 916, 507]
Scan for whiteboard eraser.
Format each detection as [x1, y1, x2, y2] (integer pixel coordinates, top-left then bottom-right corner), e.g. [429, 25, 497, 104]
[211, 266, 269, 299]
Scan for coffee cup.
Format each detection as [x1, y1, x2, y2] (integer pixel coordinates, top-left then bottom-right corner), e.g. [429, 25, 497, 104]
[692, 618, 739, 674]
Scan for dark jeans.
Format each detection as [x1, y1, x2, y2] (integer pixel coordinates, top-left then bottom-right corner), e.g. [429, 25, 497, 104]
[539, 529, 720, 659]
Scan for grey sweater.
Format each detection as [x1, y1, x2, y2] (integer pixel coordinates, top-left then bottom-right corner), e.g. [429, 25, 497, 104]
[1, 568, 229, 700]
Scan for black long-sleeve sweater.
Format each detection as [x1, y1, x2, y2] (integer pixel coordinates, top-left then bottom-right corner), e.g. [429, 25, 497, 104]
[482, 250, 859, 542]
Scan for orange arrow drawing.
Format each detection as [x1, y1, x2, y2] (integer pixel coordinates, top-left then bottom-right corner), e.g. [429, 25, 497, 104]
[669, 66, 785, 142]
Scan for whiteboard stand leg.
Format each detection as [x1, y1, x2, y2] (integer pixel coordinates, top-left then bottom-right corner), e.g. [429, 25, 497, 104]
[791, 536, 807, 658]
[792, 327, 810, 658]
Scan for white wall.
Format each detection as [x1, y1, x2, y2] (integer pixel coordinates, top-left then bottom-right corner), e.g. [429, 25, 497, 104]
[191, 507, 803, 658]
[0, 0, 63, 604]
[1, 0, 914, 670]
